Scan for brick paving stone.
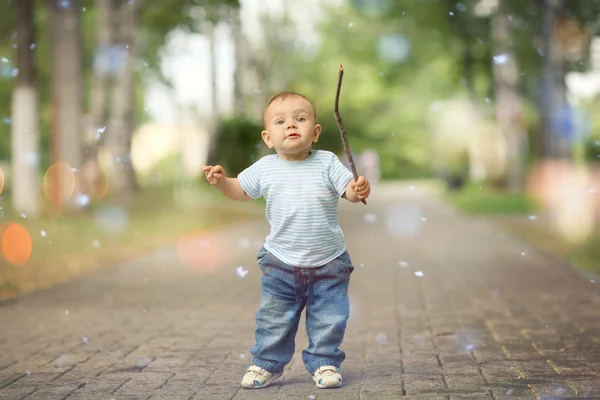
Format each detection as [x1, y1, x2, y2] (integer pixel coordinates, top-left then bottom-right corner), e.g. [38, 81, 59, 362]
[0, 182, 599, 399]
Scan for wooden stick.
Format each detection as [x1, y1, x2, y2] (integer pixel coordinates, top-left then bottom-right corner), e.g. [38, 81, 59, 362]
[334, 64, 366, 205]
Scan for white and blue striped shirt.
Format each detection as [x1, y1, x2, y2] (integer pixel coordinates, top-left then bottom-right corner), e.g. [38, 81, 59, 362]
[237, 149, 354, 267]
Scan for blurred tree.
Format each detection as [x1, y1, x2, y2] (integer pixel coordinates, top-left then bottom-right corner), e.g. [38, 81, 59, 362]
[203, 2, 243, 167]
[47, 0, 84, 205]
[103, 0, 142, 203]
[490, 0, 526, 191]
[82, 0, 111, 165]
[11, 0, 40, 216]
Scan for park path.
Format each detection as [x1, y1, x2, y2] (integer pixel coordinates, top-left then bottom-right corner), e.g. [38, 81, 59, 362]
[0, 182, 599, 400]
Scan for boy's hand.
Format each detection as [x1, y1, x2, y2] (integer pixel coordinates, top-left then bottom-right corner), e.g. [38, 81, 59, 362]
[351, 176, 370, 201]
[202, 165, 226, 186]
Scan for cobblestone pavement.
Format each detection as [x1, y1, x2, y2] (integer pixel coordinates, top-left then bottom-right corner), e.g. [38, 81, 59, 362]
[1, 182, 599, 400]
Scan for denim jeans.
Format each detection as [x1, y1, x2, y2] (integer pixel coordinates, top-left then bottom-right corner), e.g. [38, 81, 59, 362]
[250, 247, 354, 375]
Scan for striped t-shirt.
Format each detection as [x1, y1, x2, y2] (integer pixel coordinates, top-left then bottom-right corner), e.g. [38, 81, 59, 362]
[237, 149, 354, 267]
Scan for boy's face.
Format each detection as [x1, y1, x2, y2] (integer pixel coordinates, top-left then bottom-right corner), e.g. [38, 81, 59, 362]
[261, 96, 321, 160]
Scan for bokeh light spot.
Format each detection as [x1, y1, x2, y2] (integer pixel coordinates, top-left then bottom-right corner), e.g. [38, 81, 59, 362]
[0, 167, 4, 195]
[177, 229, 228, 273]
[75, 160, 109, 204]
[2, 223, 32, 266]
[43, 161, 76, 205]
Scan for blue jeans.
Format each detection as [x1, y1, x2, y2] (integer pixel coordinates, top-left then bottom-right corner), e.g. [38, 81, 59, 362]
[250, 247, 354, 375]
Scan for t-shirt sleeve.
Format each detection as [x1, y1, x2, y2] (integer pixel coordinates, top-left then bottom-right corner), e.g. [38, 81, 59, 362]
[237, 159, 262, 199]
[328, 154, 354, 198]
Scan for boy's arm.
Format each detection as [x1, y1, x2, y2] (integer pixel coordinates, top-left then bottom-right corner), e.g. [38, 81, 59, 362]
[343, 176, 370, 203]
[203, 164, 251, 201]
[215, 178, 250, 201]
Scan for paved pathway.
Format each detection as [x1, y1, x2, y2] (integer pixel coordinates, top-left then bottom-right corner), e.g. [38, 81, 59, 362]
[0, 182, 599, 399]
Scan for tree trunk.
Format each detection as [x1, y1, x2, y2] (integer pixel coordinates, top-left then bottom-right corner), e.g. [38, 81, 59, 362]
[105, 0, 141, 203]
[491, 0, 525, 192]
[11, 0, 40, 217]
[48, 0, 83, 172]
[74, 0, 112, 204]
[205, 21, 221, 166]
[84, 0, 112, 161]
[231, 7, 245, 116]
[539, 0, 564, 159]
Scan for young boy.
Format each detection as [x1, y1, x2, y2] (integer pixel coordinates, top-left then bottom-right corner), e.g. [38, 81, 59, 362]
[202, 92, 370, 389]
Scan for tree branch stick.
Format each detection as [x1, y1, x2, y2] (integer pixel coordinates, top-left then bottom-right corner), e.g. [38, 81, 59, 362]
[334, 64, 366, 205]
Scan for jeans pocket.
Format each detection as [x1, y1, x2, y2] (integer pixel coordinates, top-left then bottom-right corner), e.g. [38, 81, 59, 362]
[257, 247, 276, 276]
[325, 252, 354, 282]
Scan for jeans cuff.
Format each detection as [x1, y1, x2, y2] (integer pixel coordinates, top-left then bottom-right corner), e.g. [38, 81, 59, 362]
[305, 359, 341, 375]
[251, 358, 283, 374]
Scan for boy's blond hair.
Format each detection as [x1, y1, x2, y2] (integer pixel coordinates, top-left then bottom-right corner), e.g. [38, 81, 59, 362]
[263, 92, 318, 127]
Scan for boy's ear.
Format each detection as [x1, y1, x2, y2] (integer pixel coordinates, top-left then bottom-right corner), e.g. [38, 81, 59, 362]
[312, 124, 322, 143]
[261, 130, 274, 148]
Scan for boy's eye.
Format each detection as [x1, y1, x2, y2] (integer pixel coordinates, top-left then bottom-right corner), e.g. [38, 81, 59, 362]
[297, 117, 306, 122]
[276, 120, 284, 125]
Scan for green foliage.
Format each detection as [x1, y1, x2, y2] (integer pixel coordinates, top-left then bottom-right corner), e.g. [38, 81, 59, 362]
[214, 117, 264, 176]
[447, 183, 539, 215]
[290, 2, 466, 179]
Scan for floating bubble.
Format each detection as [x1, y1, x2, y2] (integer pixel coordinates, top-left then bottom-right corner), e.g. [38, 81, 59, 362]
[375, 333, 388, 343]
[386, 203, 422, 237]
[414, 271, 424, 277]
[81, 337, 89, 344]
[92, 206, 128, 234]
[465, 344, 474, 351]
[363, 213, 377, 223]
[40, 230, 46, 237]
[398, 261, 408, 267]
[136, 356, 152, 368]
[378, 33, 411, 63]
[73, 194, 90, 208]
[1, 223, 32, 266]
[493, 53, 509, 65]
[236, 266, 248, 278]
[456, 2, 467, 12]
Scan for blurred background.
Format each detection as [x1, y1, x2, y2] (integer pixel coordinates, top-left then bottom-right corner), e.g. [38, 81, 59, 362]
[0, 0, 599, 299]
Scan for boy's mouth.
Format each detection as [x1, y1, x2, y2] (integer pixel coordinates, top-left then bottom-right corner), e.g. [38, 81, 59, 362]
[286, 133, 300, 139]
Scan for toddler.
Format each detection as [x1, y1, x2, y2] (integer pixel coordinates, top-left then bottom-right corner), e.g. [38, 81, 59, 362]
[203, 92, 370, 389]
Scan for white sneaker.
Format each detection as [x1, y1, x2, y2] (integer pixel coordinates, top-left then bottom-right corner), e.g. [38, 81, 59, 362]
[313, 365, 343, 388]
[241, 365, 283, 389]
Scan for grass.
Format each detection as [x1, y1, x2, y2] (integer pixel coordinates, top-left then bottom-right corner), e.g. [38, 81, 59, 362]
[497, 216, 600, 277]
[0, 182, 262, 300]
[445, 183, 600, 276]
[446, 183, 539, 215]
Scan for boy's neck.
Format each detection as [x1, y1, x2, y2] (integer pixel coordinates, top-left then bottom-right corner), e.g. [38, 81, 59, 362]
[278, 149, 313, 161]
